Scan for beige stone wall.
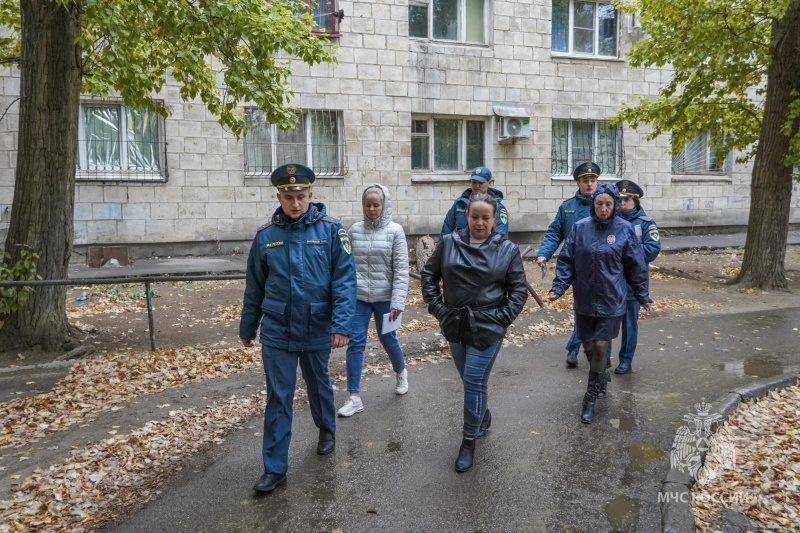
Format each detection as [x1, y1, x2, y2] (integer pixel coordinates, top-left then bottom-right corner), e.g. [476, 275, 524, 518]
[0, 0, 794, 250]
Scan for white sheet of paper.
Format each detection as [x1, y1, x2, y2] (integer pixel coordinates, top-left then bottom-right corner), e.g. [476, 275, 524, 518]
[382, 311, 403, 333]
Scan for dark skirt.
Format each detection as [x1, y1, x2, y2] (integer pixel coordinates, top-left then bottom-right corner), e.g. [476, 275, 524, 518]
[575, 313, 623, 342]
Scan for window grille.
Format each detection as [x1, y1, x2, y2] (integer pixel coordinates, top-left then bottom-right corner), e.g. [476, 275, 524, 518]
[671, 130, 732, 174]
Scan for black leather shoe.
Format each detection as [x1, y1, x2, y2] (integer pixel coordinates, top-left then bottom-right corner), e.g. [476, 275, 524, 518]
[253, 472, 287, 493]
[566, 350, 578, 368]
[455, 438, 475, 473]
[317, 429, 335, 455]
[476, 409, 492, 438]
[614, 363, 632, 375]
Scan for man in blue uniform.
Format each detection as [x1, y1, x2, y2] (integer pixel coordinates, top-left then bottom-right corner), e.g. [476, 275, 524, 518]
[240, 163, 357, 494]
[611, 179, 661, 374]
[440, 166, 509, 238]
[536, 162, 599, 368]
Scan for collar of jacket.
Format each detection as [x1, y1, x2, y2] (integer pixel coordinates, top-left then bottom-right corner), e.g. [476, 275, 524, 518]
[456, 226, 503, 246]
[575, 191, 592, 205]
[272, 202, 326, 227]
[619, 205, 644, 221]
[459, 187, 505, 201]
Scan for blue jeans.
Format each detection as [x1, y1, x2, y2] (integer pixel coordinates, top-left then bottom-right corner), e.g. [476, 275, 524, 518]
[261, 346, 336, 475]
[450, 340, 502, 439]
[345, 299, 406, 393]
[610, 296, 640, 366]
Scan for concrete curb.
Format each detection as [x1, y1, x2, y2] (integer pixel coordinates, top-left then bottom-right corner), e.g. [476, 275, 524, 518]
[660, 372, 799, 533]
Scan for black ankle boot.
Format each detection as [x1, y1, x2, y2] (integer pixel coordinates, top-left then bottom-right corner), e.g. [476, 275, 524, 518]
[581, 371, 604, 424]
[454, 437, 475, 472]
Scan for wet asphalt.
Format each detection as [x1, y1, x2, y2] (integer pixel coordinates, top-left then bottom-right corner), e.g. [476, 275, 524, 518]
[109, 305, 800, 533]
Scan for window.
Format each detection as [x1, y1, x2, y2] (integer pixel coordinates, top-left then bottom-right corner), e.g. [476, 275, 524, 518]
[243, 109, 347, 176]
[409, 0, 486, 43]
[311, 0, 341, 35]
[412, 116, 486, 172]
[77, 102, 166, 182]
[671, 130, 732, 174]
[552, 0, 618, 57]
[551, 119, 622, 177]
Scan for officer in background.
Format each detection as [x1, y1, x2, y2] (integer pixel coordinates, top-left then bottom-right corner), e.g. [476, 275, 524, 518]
[240, 163, 357, 494]
[535, 161, 599, 368]
[440, 166, 509, 238]
[610, 179, 661, 374]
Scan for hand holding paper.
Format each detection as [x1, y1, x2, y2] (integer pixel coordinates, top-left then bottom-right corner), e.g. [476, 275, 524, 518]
[382, 311, 403, 333]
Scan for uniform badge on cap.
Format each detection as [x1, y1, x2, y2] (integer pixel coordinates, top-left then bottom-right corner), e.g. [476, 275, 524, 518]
[286, 165, 297, 175]
[475, 168, 482, 174]
[586, 163, 593, 171]
[289, 177, 296, 184]
[621, 180, 629, 187]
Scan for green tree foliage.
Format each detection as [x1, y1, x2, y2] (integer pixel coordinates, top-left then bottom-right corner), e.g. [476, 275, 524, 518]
[1, 0, 336, 135]
[0, 247, 40, 330]
[613, 0, 800, 289]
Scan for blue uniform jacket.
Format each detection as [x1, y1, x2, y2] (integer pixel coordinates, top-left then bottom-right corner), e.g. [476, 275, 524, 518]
[440, 187, 508, 239]
[619, 205, 661, 300]
[535, 191, 593, 260]
[239, 202, 357, 351]
[551, 213, 652, 318]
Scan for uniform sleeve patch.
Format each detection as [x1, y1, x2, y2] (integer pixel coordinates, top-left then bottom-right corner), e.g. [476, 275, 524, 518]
[499, 208, 508, 225]
[338, 228, 352, 254]
[265, 241, 284, 248]
[649, 229, 660, 242]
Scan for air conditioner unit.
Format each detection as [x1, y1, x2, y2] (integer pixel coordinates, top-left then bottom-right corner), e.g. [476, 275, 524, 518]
[499, 116, 531, 139]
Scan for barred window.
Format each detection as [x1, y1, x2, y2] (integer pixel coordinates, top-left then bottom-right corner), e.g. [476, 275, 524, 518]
[551, 119, 622, 178]
[411, 116, 486, 171]
[671, 130, 732, 174]
[552, 0, 618, 57]
[77, 102, 166, 182]
[244, 109, 347, 176]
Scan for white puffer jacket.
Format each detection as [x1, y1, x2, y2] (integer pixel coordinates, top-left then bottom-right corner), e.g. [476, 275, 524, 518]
[348, 184, 409, 310]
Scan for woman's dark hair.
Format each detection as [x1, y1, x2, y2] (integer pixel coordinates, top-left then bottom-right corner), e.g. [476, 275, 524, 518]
[467, 193, 498, 215]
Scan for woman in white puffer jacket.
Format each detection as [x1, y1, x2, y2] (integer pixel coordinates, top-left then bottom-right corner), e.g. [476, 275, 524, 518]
[338, 184, 410, 417]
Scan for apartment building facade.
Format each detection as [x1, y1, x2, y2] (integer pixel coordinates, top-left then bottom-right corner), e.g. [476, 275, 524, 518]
[1, 0, 793, 257]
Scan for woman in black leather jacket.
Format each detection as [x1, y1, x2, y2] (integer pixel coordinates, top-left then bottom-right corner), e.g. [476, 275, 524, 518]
[421, 193, 529, 473]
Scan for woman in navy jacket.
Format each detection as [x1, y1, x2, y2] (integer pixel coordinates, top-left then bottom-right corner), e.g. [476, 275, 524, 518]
[547, 182, 652, 424]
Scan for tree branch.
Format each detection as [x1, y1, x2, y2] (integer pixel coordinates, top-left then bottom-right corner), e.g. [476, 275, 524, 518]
[0, 56, 20, 65]
[0, 97, 20, 124]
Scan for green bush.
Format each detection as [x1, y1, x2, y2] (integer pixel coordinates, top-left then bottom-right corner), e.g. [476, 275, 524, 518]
[0, 247, 41, 329]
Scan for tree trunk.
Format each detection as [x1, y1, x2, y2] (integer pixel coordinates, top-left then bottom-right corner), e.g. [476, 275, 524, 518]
[0, 0, 82, 351]
[735, 1, 800, 291]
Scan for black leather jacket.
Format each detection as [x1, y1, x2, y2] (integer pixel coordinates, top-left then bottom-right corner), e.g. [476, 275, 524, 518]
[421, 228, 529, 350]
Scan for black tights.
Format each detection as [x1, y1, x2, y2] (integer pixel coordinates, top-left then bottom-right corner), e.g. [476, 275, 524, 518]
[582, 340, 609, 374]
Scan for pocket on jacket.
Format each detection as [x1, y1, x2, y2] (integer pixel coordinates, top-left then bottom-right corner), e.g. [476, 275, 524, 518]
[262, 299, 287, 325]
[309, 301, 332, 333]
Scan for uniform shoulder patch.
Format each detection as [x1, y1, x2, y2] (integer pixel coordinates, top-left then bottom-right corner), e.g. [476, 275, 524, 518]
[637, 215, 653, 222]
[256, 222, 272, 233]
[321, 215, 341, 225]
[562, 197, 575, 203]
[338, 227, 352, 254]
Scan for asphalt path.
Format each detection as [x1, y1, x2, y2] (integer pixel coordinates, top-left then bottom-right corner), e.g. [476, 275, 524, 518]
[111, 306, 800, 533]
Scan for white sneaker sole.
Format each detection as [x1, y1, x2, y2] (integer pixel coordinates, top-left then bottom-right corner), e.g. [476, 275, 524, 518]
[395, 387, 408, 395]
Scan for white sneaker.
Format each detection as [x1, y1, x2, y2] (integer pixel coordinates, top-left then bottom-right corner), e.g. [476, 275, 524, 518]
[395, 368, 409, 395]
[337, 396, 364, 417]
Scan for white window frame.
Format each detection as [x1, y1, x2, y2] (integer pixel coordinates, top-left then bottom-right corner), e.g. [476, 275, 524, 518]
[671, 130, 732, 175]
[551, 0, 619, 58]
[410, 115, 489, 181]
[76, 100, 167, 182]
[243, 108, 348, 177]
[551, 119, 623, 180]
[408, 0, 488, 44]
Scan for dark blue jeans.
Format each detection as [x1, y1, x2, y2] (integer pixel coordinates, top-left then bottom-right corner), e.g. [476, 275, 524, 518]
[450, 340, 502, 439]
[565, 312, 581, 353]
[261, 346, 336, 474]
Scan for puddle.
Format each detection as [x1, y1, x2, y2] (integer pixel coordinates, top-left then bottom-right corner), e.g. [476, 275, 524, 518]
[609, 418, 638, 430]
[606, 495, 640, 533]
[387, 441, 402, 453]
[713, 356, 783, 378]
[627, 442, 665, 471]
